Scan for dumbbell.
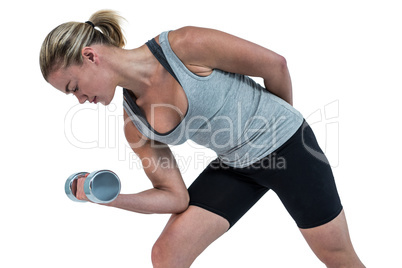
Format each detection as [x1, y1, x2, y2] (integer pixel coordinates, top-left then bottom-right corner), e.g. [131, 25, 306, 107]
[65, 170, 121, 204]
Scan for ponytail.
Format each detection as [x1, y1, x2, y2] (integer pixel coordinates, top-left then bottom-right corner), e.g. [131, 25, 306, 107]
[40, 10, 126, 81]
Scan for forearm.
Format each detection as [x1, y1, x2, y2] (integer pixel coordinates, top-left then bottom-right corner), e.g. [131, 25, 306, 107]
[103, 187, 189, 214]
[263, 59, 293, 106]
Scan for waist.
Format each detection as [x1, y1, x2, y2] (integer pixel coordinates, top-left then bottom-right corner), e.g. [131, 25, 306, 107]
[192, 112, 304, 168]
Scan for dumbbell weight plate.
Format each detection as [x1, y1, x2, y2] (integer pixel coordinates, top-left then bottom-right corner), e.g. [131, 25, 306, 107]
[65, 172, 89, 202]
[84, 170, 121, 204]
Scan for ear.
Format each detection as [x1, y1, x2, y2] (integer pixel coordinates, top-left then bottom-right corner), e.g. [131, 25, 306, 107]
[81, 47, 99, 64]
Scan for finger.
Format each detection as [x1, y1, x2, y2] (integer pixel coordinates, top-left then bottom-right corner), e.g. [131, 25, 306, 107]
[77, 176, 88, 201]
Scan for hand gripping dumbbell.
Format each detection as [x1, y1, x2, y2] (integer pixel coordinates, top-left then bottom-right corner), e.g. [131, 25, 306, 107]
[65, 170, 121, 204]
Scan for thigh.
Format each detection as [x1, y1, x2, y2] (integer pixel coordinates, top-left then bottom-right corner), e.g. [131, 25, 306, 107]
[269, 121, 343, 228]
[188, 158, 269, 228]
[299, 209, 365, 267]
[152, 159, 270, 267]
[300, 209, 351, 251]
[153, 205, 230, 267]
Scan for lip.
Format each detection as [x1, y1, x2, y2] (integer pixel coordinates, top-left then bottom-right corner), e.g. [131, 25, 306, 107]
[92, 96, 97, 104]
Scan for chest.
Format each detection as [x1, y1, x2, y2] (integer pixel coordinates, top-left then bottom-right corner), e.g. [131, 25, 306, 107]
[134, 61, 214, 135]
[135, 76, 189, 135]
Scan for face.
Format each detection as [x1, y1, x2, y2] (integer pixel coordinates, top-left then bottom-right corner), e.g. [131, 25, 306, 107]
[48, 48, 116, 106]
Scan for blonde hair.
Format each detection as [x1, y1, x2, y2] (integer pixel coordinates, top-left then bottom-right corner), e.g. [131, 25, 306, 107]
[40, 10, 126, 81]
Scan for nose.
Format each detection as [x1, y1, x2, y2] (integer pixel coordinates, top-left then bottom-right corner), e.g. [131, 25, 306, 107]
[74, 93, 88, 104]
[78, 96, 87, 104]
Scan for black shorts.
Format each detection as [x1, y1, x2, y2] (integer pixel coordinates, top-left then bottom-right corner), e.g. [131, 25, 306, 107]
[188, 119, 343, 229]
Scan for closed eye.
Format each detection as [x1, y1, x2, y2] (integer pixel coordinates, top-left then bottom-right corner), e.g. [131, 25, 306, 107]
[66, 87, 79, 95]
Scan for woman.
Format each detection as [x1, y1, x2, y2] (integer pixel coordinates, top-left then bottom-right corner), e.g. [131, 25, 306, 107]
[40, 10, 365, 267]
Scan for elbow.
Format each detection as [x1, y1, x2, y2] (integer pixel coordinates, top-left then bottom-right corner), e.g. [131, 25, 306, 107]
[264, 55, 293, 105]
[273, 55, 291, 84]
[174, 191, 190, 213]
[279, 56, 293, 101]
[159, 187, 189, 214]
[278, 55, 288, 72]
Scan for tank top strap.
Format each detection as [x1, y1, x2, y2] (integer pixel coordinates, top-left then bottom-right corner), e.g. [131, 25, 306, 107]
[145, 38, 181, 85]
[123, 37, 185, 138]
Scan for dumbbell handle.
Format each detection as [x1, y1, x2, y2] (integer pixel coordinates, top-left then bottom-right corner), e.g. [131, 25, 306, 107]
[65, 172, 89, 203]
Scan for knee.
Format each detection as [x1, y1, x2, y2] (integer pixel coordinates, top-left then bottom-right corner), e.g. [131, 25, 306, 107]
[318, 249, 344, 268]
[318, 249, 364, 268]
[151, 240, 165, 268]
[151, 237, 177, 268]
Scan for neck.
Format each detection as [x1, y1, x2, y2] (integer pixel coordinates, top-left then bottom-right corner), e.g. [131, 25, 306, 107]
[99, 45, 157, 98]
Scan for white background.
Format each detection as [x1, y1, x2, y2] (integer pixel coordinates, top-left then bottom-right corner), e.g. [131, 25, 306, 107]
[1, 0, 401, 267]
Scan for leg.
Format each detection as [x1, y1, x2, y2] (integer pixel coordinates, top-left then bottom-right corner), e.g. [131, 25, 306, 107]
[300, 209, 365, 268]
[263, 121, 365, 267]
[153, 157, 268, 267]
[151, 205, 229, 268]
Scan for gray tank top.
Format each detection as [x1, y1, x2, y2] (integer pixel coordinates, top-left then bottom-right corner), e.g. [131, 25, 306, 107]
[123, 31, 304, 168]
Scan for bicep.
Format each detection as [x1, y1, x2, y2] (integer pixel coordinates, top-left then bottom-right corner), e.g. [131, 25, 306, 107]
[169, 26, 286, 79]
[123, 110, 184, 190]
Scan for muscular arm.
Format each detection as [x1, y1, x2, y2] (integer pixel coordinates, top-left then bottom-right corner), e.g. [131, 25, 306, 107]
[169, 26, 293, 105]
[103, 110, 189, 214]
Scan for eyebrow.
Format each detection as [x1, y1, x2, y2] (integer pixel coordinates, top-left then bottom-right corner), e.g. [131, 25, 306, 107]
[65, 81, 71, 94]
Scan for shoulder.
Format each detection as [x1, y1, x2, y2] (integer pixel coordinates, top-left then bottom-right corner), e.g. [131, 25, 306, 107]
[167, 26, 221, 59]
[165, 26, 286, 80]
[153, 27, 203, 59]
[166, 26, 215, 75]
[167, 26, 205, 50]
